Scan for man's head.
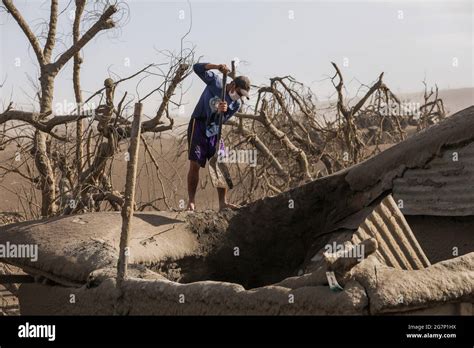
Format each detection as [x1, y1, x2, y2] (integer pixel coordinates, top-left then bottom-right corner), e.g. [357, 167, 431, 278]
[228, 76, 251, 101]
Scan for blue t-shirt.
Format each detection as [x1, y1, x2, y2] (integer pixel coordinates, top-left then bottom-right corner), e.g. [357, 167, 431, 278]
[191, 63, 241, 137]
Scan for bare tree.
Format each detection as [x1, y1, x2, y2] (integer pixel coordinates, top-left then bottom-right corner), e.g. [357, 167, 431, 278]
[417, 81, 446, 130]
[179, 63, 447, 205]
[0, 1, 194, 217]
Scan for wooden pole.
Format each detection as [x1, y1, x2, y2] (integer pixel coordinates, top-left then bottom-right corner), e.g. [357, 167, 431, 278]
[230, 60, 236, 79]
[116, 102, 142, 288]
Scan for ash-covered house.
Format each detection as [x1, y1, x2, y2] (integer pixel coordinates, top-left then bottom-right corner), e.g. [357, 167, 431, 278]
[0, 107, 473, 316]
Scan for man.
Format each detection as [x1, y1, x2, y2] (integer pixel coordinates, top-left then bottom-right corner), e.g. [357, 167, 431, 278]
[187, 62, 251, 211]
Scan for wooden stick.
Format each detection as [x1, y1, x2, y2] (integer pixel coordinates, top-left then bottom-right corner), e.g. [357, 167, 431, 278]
[116, 103, 142, 287]
[230, 60, 236, 79]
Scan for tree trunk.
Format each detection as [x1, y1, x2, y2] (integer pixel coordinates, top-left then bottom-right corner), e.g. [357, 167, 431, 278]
[117, 103, 142, 287]
[36, 71, 57, 216]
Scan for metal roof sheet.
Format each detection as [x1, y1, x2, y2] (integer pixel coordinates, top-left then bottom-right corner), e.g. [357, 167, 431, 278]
[393, 142, 474, 216]
[352, 195, 431, 270]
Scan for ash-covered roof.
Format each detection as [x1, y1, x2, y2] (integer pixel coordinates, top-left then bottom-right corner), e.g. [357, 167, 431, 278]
[393, 141, 474, 216]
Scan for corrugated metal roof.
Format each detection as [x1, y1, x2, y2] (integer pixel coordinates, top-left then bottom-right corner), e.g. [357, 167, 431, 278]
[392, 142, 474, 216]
[308, 195, 430, 271]
[352, 195, 431, 270]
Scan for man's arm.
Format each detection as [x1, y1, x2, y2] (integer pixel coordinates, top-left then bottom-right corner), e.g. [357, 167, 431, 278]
[203, 63, 230, 74]
[193, 63, 231, 85]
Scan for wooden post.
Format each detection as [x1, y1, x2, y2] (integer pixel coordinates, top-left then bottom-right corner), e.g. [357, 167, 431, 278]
[116, 102, 142, 288]
[230, 60, 236, 79]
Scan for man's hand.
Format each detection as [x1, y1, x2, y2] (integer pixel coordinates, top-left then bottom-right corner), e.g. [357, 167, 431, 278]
[205, 63, 230, 74]
[217, 64, 230, 74]
[217, 101, 228, 113]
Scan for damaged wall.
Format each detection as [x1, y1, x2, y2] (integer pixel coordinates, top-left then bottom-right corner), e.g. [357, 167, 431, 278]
[16, 252, 473, 316]
[405, 215, 474, 263]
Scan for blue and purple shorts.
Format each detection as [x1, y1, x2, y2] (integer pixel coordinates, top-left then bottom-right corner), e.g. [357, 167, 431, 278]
[187, 118, 218, 168]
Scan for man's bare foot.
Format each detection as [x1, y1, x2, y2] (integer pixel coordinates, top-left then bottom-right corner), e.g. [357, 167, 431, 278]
[219, 202, 240, 211]
[187, 202, 196, 211]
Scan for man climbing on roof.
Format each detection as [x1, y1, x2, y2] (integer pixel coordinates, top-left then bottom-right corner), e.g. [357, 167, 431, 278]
[187, 62, 251, 211]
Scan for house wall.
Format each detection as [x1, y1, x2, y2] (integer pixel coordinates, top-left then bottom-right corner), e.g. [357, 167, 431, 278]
[406, 215, 474, 264]
[17, 278, 369, 315]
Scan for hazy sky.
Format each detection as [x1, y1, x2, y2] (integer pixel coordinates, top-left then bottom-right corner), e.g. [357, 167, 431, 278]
[1, 0, 472, 118]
